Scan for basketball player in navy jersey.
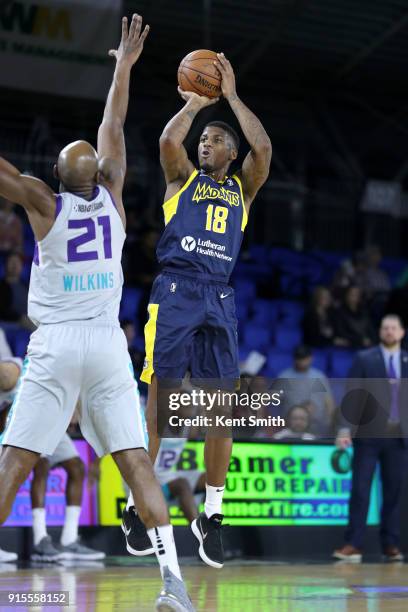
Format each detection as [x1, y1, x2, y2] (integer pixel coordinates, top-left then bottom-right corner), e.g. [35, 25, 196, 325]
[0, 15, 194, 611]
[123, 53, 271, 568]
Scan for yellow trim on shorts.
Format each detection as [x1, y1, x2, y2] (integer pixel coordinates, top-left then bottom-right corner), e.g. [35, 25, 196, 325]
[162, 169, 199, 226]
[140, 303, 159, 384]
[232, 174, 248, 231]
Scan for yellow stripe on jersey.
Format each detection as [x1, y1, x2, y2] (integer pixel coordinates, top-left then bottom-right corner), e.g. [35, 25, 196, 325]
[140, 303, 159, 384]
[232, 174, 248, 231]
[163, 169, 199, 226]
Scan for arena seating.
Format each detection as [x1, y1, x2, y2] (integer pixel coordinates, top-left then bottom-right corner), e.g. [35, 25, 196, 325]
[2, 234, 408, 381]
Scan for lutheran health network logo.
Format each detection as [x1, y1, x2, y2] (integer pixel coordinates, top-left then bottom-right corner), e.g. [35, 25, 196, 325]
[181, 236, 196, 252]
[180, 236, 232, 262]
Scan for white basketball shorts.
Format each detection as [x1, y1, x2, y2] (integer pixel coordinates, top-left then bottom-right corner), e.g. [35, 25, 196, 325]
[42, 432, 79, 467]
[1, 323, 148, 457]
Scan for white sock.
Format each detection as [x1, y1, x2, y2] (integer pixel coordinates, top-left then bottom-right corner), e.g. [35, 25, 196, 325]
[204, 483, 224, 518]
[126, 491, 135, 511]
[147, 525, 182, 581]
[60, 506, 81, 546]
[32, 508, 47, 546]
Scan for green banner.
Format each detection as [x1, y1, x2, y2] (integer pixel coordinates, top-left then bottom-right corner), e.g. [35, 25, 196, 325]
[169, 442, 381, 526]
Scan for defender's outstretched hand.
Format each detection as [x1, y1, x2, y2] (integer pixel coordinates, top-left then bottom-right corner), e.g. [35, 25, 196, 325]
[177, 86, 219, 109]
[109, 14, 150, 66]
[214, 53, 236, 100]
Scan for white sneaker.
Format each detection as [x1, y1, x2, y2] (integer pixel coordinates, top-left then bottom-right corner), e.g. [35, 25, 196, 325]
[0, 547, 18, 563]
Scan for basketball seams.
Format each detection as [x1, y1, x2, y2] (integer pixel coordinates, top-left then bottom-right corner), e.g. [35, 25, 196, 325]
[182, 65, 221, 83]
[185, 57, 220, 63]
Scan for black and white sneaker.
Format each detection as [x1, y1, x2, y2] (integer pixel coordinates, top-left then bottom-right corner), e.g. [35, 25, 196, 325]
[121, 506, 154, 556]
[191, 512, 224, 569]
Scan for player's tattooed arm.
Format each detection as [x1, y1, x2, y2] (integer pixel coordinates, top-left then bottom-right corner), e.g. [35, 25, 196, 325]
[0, 156, 55, 239]
[97, 13, 149, 219]
[215, 53, 272, 209]
[160, 88, 218, 185]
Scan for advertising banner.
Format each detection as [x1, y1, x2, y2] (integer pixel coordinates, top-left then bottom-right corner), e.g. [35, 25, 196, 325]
[4, 439, 98, 526]
[98, 441, 381, 526]
[0, 0, 122, 100]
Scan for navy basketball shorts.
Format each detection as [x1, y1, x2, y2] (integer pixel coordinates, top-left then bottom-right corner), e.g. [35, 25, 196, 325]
[140, 270, 239, 385]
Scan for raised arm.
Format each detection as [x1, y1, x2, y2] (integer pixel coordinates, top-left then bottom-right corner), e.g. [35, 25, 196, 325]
[97, 14, 149, 225]
[0, 157, 55, 241]
[159, 89, 218, 193]
[215, 53, 272, 210]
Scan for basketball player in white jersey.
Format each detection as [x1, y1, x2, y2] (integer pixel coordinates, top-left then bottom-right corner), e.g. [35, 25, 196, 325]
[0, 14, 194, 611]
[0, 355, 21, 562]
[154, 438, 205, 524]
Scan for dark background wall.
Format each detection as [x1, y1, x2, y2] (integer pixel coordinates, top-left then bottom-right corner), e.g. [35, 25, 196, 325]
[2, 0, 408, 255]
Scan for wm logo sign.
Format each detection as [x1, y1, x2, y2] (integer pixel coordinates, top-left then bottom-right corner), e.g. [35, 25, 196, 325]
[0, 2, 72, 40]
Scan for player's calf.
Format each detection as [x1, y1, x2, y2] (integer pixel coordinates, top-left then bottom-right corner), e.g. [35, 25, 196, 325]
[112, 448, 185, 582]
[0, 446, 39, 524]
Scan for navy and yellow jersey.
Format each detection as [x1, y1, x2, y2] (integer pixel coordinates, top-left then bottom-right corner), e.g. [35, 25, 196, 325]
[156, 169, 248, 282]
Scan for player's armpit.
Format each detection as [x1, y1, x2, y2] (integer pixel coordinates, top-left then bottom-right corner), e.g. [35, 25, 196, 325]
[98, 156, 124, 190]
[97, 155, 126, 228]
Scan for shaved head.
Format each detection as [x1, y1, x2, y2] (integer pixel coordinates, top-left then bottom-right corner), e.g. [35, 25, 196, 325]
[57, 141, 98, 191]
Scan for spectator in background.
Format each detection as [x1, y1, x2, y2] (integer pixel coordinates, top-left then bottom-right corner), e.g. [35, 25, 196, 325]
[122, 207, 142, 280]
[276, 345, 335, 436]
[0, 198, 23, 254]
[333, 315, 408, 563]
[360, 245, 391, 325]
[361, 245, 391, 297]
[332, 251, 367, 302]
[0, 252, 33, 329]
[333, 286, 376, 349]
[125, 227, 159, 288]
[303, 286, 336, 347]
[126, 228, 160, 334]
[121, 318, 144, 378]
[273, 404, 316, 441]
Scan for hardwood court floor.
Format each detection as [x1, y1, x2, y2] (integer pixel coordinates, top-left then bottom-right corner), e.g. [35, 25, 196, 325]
[1, 559, 408, 611]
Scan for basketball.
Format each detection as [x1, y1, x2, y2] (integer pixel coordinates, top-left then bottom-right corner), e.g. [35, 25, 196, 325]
[178, 49, 221, 98]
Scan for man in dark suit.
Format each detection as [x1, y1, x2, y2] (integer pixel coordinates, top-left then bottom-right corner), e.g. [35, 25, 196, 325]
[333, 314, 408, 562]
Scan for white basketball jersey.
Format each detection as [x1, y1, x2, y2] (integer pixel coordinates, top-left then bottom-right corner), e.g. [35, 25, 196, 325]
[154, 438, 187, 479]
[28, 186, 125, 326]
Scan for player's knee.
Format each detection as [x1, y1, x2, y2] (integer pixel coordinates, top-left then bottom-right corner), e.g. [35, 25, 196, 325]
[113, 448, 151, 483]
[65, 457, 85, 481]
[134, 450, 153, 476]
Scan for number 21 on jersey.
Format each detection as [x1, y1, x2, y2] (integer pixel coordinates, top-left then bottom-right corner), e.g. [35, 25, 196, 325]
[67, 216, 112, 262]
[205, 205, 228, 234]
